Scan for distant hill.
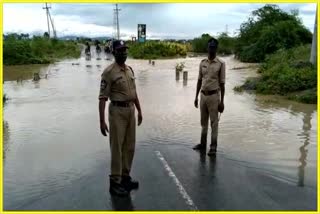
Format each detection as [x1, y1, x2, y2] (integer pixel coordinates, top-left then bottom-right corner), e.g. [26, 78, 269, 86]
[59, 35, 113, 41]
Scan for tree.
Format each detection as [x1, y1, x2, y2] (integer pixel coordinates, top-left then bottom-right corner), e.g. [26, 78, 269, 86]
[235, 4, 312, 62]
[43, 32, 50, 38]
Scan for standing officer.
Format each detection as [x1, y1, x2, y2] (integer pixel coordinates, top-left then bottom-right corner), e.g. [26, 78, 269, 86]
[99, 40, 143, 196]
[193, 38, 225, 156]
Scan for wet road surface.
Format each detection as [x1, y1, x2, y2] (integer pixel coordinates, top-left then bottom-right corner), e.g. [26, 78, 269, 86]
[3, 50, 317, 210]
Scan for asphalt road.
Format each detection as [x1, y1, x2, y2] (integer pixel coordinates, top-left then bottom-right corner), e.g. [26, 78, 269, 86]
[9, 144, 316, 211]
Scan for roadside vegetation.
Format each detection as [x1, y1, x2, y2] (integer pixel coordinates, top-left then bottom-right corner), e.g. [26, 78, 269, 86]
[4, 33, 81, 65]
[233, 5, 316, 104]
[128, 41, 187, 59]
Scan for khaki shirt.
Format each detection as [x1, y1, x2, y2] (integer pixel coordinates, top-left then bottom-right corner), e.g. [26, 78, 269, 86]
[198, 57, 226, 91]
[99, 63, 137, 101]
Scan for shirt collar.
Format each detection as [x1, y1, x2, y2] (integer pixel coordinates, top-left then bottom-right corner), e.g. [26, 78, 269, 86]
[207, 57, 218, 63]
[114, 63, 127, 71]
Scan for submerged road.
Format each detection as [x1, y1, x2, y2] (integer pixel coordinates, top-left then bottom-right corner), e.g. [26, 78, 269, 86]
[4, 52, 317, 211]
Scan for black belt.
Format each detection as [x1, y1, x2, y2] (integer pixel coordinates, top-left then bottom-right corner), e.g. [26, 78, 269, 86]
[111, 101, 133, 107]
[201, 90, 218, 96]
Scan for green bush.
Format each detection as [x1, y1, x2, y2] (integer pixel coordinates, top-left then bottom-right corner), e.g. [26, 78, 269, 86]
[257, 45, 316, 96]
[4, 33, 81, 65]
[191, 34, 212, 53]
[128, 41, 187, 59]
[217, 33, 236, 55]
[191, 33, 236, 55]
[235, 5, 312, 62]
[235, 45, 316, 104]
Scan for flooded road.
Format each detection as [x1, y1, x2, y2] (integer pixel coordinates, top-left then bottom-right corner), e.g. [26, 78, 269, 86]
[3, 50, 317, 210]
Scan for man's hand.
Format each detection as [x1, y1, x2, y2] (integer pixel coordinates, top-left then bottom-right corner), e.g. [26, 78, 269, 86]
[138, 112, 143, 126]
[218, 102, 224, 113]
[100, 121, 109, 136]
[194, 98, 198, 108]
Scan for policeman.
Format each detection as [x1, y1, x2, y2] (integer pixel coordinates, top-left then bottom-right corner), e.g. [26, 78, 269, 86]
[193, 38, 225, 156]
[99, 40, 143, 196]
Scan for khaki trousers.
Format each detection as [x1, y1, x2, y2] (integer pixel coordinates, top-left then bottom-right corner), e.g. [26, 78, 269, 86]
[200, 92, 220, 150]
[108, 103, 136, 183]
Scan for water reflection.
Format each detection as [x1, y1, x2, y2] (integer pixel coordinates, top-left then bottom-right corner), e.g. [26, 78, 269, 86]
[4, 64, 49, 81]
[183, 80, 188, 87]
[199, 150, 206, 164]
[33, 80, 41, 89]
[3, 120, 10, 162]
[298, 110, 312, 187]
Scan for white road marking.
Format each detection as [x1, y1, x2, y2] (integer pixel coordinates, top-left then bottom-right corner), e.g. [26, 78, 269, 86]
[155, 151, 198, 211]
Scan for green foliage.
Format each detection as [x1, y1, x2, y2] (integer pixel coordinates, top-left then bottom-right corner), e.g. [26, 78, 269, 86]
[191, 33, 236, 55]
[235, 45, 317, 103]
[233, 77, 260, 92]
[288, 88, 317, 104]
[235, 4, 312, 62]
[4, 33, 81, 65]
[128, 41, 187, 59]
[217, 33, 236, 55]
[191, 33, 212, 53]
[233, 86, 244, 92]
[255, 45, 316, 103]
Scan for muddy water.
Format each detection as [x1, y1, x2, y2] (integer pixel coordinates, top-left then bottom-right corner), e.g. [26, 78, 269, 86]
[3, 51, 317, 209]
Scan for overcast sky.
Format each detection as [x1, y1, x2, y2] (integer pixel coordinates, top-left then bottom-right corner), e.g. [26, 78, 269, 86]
[4, 3, 317, 40]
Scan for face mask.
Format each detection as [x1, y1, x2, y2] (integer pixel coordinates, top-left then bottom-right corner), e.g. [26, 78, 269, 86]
[114, 52, 127, 64]
[208, 47, 217, 58]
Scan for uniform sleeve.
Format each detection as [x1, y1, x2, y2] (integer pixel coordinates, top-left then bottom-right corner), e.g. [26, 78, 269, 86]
[99, 72, 111, 100]
[198, 62, 203, 80]
[219, 62, 226, 84]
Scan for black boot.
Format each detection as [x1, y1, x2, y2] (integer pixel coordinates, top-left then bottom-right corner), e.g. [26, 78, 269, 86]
[121, 176, 139, 191]
[207, 148, 217, 156]
[208, 139, 217, 156]
[109, 179, 129, 197]
[193, 144, 206, 151]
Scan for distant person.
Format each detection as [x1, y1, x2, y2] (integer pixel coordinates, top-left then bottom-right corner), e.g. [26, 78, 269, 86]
[193, 38, 226, 156]
[85, 42, 91, 56]
[96, 43, 102, 54]
[99, 40, 143, 196]
[104, 43, 111, 54]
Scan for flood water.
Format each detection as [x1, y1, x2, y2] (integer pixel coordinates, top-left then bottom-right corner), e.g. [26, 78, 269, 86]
[3, 50, 317, 210]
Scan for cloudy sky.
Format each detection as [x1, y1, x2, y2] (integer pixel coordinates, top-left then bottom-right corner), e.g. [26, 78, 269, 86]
[4, 3, 317, 40]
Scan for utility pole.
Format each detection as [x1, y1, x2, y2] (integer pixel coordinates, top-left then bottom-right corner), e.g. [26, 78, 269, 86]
[310, 6, 317, 65]
[48, 11, 57, 38]
[113, 4, 121, 40]
[43, 3, 57, 38]
[43, 3, 51, 37]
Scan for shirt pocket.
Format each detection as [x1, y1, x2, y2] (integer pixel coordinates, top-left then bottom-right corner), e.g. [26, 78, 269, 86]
[209, 65, 221, 79]
[201, 65, 208, 77]
[113, 76, 127, 91]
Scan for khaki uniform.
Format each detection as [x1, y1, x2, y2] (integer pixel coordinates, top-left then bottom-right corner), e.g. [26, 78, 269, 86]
[198, 57, 226, 149]
[99, 63, 137, 183]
